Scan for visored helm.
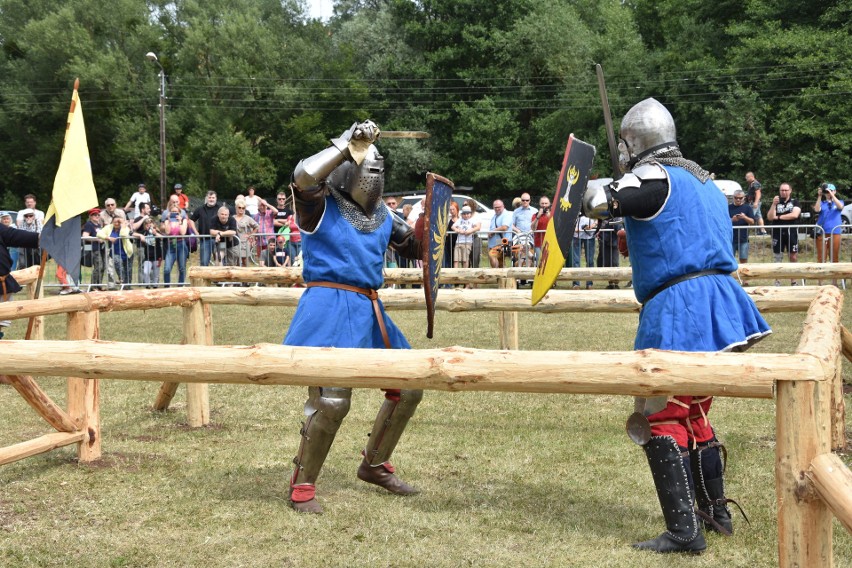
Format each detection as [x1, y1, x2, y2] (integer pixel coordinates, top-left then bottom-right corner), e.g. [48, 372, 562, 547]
[618, 98, 678, 172]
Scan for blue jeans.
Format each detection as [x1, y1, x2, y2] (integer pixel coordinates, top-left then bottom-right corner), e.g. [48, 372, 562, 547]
[288, 240, 302, 263]
[733, 240, 749, 262]
[199, 237, 214, 267]
[571, 238, 595, 287]
[163, 240, 188, 286]
[113, 255, 131, 286]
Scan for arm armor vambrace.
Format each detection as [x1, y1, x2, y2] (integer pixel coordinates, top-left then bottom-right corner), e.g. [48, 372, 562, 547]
[388, 214, 422, 261]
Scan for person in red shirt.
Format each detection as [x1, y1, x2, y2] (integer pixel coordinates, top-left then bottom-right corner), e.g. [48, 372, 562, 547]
[172, 184, 190, 211]
[530, 195, 551, 266]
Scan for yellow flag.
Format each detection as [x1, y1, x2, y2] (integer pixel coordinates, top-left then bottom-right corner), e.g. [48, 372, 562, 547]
[51, 86, 98, 224]
[531, 219, 566, 305]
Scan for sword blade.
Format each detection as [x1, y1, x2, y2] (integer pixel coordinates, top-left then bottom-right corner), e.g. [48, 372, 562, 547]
[381, 131, 431, 139]
[595, 64, 621, 176]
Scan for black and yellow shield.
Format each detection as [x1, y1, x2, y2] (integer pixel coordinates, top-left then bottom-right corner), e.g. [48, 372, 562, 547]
[422, 172, 455, 338]
[532, 134, 596, 305]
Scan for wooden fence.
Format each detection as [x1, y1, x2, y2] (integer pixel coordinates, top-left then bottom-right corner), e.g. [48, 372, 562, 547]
[0, 264, 850, 567]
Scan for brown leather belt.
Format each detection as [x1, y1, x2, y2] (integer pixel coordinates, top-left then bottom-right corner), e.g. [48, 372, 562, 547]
[305, 282, 391, 349]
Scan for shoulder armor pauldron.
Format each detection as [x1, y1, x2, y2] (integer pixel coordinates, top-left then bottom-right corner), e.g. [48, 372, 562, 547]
[633, 162, 667, 182]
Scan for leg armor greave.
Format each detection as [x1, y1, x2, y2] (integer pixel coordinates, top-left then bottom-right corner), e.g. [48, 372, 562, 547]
[690, 437, 740, 535]
[363, 389, 423, 466]
[291, 386, 352, 486]
[632, 436, 706, 554]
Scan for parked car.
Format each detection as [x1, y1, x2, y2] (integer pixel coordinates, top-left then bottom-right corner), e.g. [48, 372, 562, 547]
[841, 202, 852, 233]
[398, 194, 494, 238]
[713, 179, 743, 204]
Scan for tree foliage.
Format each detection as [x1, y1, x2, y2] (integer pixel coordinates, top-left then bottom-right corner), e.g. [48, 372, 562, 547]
[0, 0, 849, 209]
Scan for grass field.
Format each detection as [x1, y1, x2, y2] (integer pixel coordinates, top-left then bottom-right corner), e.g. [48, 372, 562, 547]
[0, 292, 850, 567]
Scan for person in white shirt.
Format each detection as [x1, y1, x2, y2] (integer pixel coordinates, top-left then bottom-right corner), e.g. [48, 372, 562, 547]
[124, 183, 152, 220]
[16, 194, 45, 226]
[452, 205, 481, 268]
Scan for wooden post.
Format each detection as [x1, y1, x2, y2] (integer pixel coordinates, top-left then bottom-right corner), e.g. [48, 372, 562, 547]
[497, 277, 518, 350]
[776, 287, 842, 568]
[66, 310, 101, 462]
[184, 277, 211, 426]
[25, 281, 44, 340]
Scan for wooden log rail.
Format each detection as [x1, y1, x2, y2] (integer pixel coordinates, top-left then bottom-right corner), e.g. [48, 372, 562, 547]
[0, 339, 818, 398]
[187, 262, 852, 285]
[0, 285, 827, 321]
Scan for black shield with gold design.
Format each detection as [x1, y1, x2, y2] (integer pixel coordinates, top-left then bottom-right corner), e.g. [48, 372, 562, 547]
[422, 172, 455, 338]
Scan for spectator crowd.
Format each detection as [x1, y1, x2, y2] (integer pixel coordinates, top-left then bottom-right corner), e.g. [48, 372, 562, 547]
[5, 174, 849, 292]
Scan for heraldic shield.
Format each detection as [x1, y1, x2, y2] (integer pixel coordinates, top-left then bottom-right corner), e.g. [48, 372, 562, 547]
[422, 172, 454, 338]
[531, 134, 596, 305]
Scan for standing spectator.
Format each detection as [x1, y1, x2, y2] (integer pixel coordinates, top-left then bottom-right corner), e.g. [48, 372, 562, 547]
[271, 234, 290, 267]
[287, 213, 302, 265]
[452, 205, 479, 272]
[488, 199, 512, 268]
[813, 182, 844, 263]
[134, 217, 163, 288]
[597, 217, 624, 289]
[172, 183, 190, 211]
[82, 208, 105, 290]
[766, 182, 801, 286]
[729, 189, 755, 263]
[243, 185, 260, 216]
[1, 213, 19, 270]
[191, 191, 223, 266]
[17, 208, 42, 269]
[209, 206, 238, 266]
[464, 199, 482, 269]
[443, 201, 460, 269]
[16, 194, 45, 226]
[160, 195, 188, 223]
[130, 202, 156, 287]
[100, 198, 126, 289]
[233, 198, 259, 267]
[511, 193, 535, 268]
[124, 183, 151, 221]
[98, 217, 133, 287]
[744, 172, 766, 235]
[162, 203, 189, 287]
[571, 215, 596, 289]
[531, 195, 551, 266]
[273, 192, 294, 230]
[253, 198, 278, 262]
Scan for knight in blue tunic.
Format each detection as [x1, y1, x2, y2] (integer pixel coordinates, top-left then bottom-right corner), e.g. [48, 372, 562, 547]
[583, 99, 770, 554]
[285, 121, 424, 515]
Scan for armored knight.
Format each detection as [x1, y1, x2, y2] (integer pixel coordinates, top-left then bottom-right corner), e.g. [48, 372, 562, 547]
[286, 120, 423, 514]
[584, 98, 771, 553]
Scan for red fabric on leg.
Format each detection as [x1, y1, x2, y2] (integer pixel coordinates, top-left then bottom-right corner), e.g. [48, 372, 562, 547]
[686, 396, 715, 444]
[647, 396, 692, 448]
[382, 388, 401, 402]
[290, 483, 316, 503]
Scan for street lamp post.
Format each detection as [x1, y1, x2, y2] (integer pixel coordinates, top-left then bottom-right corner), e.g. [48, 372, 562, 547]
[146, 52, 167, 208]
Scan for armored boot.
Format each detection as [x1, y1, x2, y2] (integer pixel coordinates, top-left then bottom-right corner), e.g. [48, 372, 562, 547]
[290, 387, 352, 514]
[690, 439, 735, 535]
[632, 436, 707, 554]
[357, 389, 422, 495]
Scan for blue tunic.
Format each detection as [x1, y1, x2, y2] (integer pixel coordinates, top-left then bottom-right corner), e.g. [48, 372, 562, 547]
[624, 166, 770, 352]
[283, 196, 410, 349]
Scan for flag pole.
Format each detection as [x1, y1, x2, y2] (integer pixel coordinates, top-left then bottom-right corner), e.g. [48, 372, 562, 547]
[25, 78, 81, 340]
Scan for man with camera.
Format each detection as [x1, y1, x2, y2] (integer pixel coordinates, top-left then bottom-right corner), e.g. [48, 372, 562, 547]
[729, 189, 755, 265]
[766, 182, 801, 285]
